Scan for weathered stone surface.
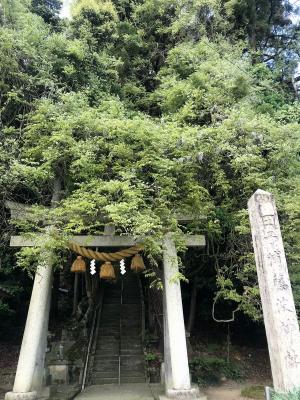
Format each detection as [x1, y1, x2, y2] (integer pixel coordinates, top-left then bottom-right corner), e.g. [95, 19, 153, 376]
[5, 391, 37, 400]
[48, 364, 69, 384]
[164, 387, 206, 399]
[161, 235, 206, 400]
[10, 234, 205, 248]
[248, 189, 300, 393]
[8, 253, 53, 395]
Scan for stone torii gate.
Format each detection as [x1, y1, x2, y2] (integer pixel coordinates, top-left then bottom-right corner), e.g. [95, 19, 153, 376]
[5, 202, 206, 400]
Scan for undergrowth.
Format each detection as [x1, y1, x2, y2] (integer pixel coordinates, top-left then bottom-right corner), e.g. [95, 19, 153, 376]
[272, 390, 300, 400]
[189, 355, 243, 386]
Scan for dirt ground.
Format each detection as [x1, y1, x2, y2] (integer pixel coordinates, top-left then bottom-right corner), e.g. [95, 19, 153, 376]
[201, 345, 272, 400]
[204, 380, 268, 400]
[0, 343, 19, 399]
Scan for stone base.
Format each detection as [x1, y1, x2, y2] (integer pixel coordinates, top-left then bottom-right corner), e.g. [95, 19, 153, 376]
[48, 364, 69, 384]
[37, 386, 51, 399]
[159, 386, 207, 400]
[5, 392, 37, 400]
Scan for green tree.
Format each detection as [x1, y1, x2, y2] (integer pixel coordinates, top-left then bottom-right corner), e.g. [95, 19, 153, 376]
[223, 0, 299, 66]
[0, 0, 299, 328]
[31, 0, 62, 24]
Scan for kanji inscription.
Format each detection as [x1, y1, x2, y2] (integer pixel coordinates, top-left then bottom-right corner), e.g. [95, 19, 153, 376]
[248, 189, 300, 393]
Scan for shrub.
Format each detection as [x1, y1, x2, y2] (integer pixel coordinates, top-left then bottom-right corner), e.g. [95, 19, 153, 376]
[189, 356, 243, 386]
[241, 385, 265, 399]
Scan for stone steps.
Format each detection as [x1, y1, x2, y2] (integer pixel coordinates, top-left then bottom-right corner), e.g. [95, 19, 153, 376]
[88, 272, 145, 386]
[120, 376, 146, 383]
[90, 377, 119, 385]
[93, 357, 119, 365]
[92, 370, 119, 378]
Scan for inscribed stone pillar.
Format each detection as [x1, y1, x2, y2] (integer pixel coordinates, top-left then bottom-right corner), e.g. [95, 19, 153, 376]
[160, 234, 206, 400]
[248, 189, 300, 393]
[5, 251, 54, 400]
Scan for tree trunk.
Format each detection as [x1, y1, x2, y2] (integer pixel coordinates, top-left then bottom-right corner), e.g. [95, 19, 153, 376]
[51, 271, 60, 319]
[187, 277, 198, 335]
[72, 273, 79, 315]
[248, 0, 258, 64]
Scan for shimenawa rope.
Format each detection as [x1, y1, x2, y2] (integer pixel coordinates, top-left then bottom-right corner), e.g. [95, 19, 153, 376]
[69, 242, 143, 262]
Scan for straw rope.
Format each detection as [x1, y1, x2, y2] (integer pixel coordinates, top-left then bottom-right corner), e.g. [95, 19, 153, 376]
[69, 242, 143, 262]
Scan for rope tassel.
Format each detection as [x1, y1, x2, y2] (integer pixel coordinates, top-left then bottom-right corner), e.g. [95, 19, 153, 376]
[100, 261, 116, 281]
[71, 256, 86, 273]
[131, 254, 145, 273]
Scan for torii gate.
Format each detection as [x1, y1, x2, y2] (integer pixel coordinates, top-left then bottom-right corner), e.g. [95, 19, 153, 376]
[5, 202, 206, 400]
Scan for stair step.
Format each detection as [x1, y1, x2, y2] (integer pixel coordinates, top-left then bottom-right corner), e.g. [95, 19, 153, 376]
[97, 341, 119, 346]
[92, 371, 119, 378]
[122, 318, 140, 322]
[103, 301, 120, 304]
[93, 360, 119, 366]
[121, 348, 143, 353]
[98, 326, 120, 329]
[122, 306, 140, 309]
[121, 363, 145, 370]
[96, 342, 120, 347]
[121, 341, 142, 346]
[121, 350, 143, 356]
[96, 341, 119, 346]
[99, 324, 120, 329]
[99, 325, 120, 329]
[121, 330, 140, 336]
[121, 361, 145, 367]
[96, 347, 119, 352]
[93, 366, 119, 372]
[90, 377, 119, 385]
[94, 356, 119, 361]
[121, 371, 145, 377]
[120, 338, 142, 347]
[96, 339, 119, 345]
[95, 349, 119, 356]
[120, 376, 146, 383]
[121, 326, 140, 331]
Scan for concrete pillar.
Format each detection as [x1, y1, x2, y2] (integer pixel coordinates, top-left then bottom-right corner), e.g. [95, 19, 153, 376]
[160, 234, 206, 400]
[248, 190, 300, 393]
[5, 252, 53, 400]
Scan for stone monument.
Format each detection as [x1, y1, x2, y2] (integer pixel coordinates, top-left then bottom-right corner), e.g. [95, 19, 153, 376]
[248, 189, 300, 393]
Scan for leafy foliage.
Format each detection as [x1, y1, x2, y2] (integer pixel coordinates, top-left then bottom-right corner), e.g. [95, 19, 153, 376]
[0, 0, 299, 326]
[272, 389, 300, 400]
[31, 0, 62, 24]
[241, 385, 265, 400]
[189, 355, 243, 385]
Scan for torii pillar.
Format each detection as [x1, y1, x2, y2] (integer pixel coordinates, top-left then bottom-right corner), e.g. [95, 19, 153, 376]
[160, 234, 206, 400]
[5, 250, 54, 400]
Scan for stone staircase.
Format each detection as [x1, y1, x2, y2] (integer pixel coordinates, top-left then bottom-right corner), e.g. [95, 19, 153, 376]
[88, 271, 145, 385]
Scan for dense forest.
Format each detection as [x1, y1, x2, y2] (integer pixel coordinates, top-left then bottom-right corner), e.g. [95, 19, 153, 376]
[0, 0, 299, 338]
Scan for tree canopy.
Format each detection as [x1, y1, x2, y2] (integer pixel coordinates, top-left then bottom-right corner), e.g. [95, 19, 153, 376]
[0, 0, 299, 325]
